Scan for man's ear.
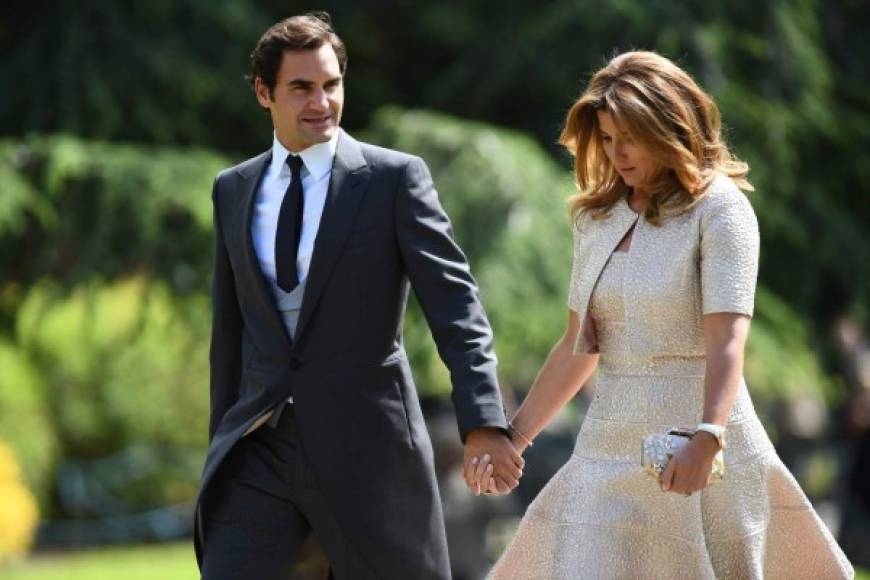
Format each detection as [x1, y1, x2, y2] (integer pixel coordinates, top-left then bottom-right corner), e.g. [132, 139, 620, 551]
[254, 77, 272, 109]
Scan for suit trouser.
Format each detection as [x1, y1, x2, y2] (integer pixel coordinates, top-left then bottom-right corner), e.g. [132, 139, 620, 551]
[200, 404, 379, 580]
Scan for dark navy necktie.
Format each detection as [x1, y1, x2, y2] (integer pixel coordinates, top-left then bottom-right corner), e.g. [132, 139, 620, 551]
[275, 154, 305, 293]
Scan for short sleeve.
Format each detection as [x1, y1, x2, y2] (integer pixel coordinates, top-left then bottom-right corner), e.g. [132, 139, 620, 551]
[700, 192, 760, 316]
[567, 220, 583, 312]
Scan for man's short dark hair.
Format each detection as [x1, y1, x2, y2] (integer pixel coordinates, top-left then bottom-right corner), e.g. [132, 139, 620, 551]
[248, 12, 347, 98]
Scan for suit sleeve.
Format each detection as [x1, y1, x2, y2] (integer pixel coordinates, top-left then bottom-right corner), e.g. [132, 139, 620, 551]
[395, 156, 508, 441]
[208, 176, 243, 441]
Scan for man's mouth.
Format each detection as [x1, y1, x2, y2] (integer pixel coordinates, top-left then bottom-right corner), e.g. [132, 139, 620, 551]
[303, 115, 332, 126]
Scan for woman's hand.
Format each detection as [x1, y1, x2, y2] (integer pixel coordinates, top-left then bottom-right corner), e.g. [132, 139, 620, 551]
[659, 431, 721, 496]
[469, 430, 530, 495]
[464, 309, 600, 497]
[468, 455, 497, 495]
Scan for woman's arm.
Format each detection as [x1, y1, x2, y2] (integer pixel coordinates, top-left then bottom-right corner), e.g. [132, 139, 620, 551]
[469, 309, 598, 494]
[467, 309, 599, 493]
[701, 312, 751, 426]
[660, 312, 751, 494]
[508, 309, 600, 454]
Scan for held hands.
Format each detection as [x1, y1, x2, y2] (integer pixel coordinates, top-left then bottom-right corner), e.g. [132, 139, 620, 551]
[463, 427, 525, 496]
[659, 431, 720, 496]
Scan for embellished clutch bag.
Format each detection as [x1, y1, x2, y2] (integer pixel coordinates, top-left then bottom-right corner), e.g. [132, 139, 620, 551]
[641, 428, 725, 482]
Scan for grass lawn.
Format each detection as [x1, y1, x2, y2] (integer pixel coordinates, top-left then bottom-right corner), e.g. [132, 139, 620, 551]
[3, 542, 198, 580]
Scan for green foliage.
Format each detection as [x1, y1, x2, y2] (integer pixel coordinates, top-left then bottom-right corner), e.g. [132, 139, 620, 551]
[745, 287, 838, 404]
[6, 0, 866, 338]
[365, 108, 574, 393]
[14, 276, 209, 508]
[0, 1, 273, 153]
[0, 136, 222, 510]
[744, 287, 844, 436]
[0, 344, 57, 506]
[689, 1, 870, 335]
[0, 135, 226, 321]
[18, 277, 210, 450]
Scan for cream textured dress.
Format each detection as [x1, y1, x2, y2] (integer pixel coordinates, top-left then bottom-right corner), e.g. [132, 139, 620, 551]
[488, 176, 853, 579]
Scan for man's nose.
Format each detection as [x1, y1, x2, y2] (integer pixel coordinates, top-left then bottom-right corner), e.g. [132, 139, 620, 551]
[309, 88, 329, 110]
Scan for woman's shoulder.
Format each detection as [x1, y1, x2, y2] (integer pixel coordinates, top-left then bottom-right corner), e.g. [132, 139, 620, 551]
[695, 174, 756, 219]
[571, 195, 627, 234]
[571, 207, 591, 238]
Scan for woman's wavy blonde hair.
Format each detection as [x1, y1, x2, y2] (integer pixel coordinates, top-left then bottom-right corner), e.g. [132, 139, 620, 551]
[560, 51, 752, 225]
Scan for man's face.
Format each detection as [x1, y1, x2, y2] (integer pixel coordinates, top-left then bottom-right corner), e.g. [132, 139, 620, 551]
[255, 44, 344, 152]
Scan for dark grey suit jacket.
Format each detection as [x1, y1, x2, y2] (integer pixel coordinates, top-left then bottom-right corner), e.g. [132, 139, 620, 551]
[194, 130, 507, 578]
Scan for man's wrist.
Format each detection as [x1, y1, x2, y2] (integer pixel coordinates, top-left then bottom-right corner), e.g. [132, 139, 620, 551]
[466, 425, 509, 442]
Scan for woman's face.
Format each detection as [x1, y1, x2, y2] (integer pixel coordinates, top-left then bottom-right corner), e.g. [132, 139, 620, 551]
[596, 110, 658, 194]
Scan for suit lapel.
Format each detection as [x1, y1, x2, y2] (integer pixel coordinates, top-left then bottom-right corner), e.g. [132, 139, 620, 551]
[234, 151, 294, 351]
[293, 131, 371, 344]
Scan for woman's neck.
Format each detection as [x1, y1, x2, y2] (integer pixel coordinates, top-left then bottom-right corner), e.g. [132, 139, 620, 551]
[629, 187, 651, 213]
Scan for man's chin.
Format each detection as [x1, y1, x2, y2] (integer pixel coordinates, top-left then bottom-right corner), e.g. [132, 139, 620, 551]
[305, 126, 337, 144]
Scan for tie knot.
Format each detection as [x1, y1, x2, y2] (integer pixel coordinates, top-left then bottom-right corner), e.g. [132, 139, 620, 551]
[286, 154, 304, 174]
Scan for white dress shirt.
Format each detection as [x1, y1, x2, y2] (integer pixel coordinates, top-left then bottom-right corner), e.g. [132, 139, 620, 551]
[245, 132, 338, 430]
[252, 132, 338, 287]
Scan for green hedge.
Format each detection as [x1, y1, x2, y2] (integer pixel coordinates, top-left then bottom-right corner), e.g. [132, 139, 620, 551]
[0, 136, 221, 511]
[364, 108, 575, 393]
[0, 135, 224, 301]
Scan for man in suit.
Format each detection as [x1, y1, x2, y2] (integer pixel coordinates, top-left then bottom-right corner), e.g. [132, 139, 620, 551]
[195, 12, 524, 580]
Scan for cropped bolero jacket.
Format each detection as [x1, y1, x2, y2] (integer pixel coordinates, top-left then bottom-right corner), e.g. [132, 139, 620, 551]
[568, 174, 760, 356]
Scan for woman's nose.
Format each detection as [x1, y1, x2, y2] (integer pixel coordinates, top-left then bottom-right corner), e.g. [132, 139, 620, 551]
[613, 141, 625, 157]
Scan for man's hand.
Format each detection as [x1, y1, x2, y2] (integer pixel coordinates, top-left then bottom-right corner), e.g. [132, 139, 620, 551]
[463, 427, 524, 496]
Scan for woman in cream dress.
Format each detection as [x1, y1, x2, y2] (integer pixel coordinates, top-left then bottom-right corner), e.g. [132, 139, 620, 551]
[472, 52, 853, 579]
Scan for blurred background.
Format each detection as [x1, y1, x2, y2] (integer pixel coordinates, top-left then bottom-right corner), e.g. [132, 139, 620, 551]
[1, 1, 869, 578]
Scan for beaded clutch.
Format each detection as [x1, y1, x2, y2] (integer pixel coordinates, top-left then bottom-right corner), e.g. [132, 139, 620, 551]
[641, 428, 725, 482]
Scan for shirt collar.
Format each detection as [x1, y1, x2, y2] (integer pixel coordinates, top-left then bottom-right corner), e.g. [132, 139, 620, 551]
[270, 131, 339, 181]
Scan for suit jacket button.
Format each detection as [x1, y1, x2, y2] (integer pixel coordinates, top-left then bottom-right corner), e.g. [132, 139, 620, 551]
[288, 358, 302, 370]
